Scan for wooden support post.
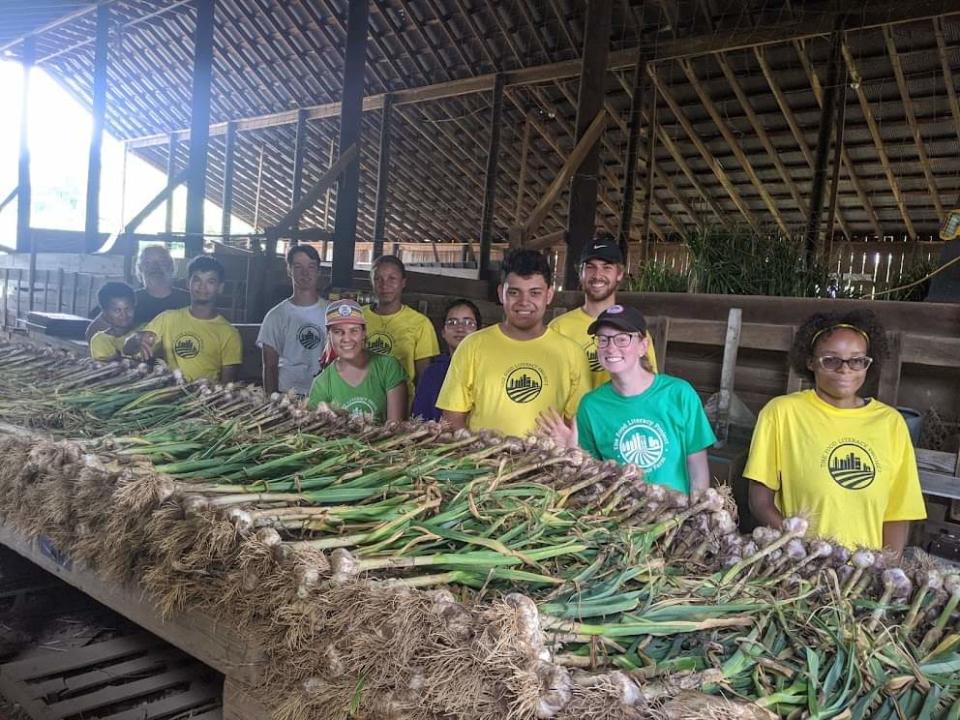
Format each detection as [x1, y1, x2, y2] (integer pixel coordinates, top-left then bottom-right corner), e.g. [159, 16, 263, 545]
[804, 27, 844, 267]
[16, 38, 34, 255]
[290, 108, 308, 244]
[479, 73, 505, 276]
[165, 134, 178, 233]
[639, 77, 657, 267]
[514, 119, 530, 225]
[824, 66, 847, 263]
[715, 308, 743, 448]
[372, 95, 393, 260]
[184, 0, 215, 258]
[221, 121, 236, 239]
[565, 0, 613, 290]
[84, 3, 109, 254]
[618, 57, 646, 261]
[323, 137, 335, 230]
[331, 0, 370, 289]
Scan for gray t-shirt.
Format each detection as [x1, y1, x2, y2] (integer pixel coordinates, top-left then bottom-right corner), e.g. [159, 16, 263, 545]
[256, 298, 329, 395]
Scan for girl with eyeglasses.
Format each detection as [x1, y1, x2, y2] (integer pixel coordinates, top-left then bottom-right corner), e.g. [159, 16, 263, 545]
[411, 299, 481, 422]
[745, 310, 925, 554]
[538, 304, 716, 497]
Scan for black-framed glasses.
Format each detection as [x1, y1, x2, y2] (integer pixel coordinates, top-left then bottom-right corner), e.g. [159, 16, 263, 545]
[595, 333, 637, 349]
[816, 355, 873, 371]
[445, 318, 478, 328]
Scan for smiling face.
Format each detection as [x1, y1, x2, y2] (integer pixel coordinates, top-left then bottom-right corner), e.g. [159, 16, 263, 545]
[329, 323, 366, 361]
[442, 304, 479, 353]
[288, 249, 320, 293]
[188, 270, 223, 306]
[372, 263, 406, 307]
[808, 328, 870, 406]
[499, 273, 554, 333]
[103, 296, 135, 334]
[595, 324, 647, 376]
[580, 259, 624, 303]
[137, 247, 175, 290]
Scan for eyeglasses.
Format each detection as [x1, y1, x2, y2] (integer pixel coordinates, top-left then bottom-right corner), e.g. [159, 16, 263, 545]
[816, 355, 873, 371]
[595, 333, 637, 348]
[445, 318, 478, 328]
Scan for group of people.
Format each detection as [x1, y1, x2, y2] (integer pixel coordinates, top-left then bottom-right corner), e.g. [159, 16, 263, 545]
[87, 239, 926, 555]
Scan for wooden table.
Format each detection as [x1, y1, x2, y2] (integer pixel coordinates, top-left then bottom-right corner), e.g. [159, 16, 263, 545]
[0, 522, 270, 719]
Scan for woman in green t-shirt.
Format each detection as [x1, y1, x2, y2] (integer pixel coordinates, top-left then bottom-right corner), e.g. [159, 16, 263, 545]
[307, 299, 407, 423]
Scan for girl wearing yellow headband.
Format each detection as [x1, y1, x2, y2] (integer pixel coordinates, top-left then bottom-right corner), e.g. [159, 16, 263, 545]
[744, 310, 925, 554]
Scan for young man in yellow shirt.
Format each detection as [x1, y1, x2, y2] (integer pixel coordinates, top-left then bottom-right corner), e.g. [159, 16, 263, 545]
[549, 234, 657, 387]
[362, 255, 439, 398]
[126, 256, 242, 382]
[437, 249, 590, 438]
[89, 282, 137, 361]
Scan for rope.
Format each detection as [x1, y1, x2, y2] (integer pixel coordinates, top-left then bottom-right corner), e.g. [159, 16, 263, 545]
[865, 250, 960, 299]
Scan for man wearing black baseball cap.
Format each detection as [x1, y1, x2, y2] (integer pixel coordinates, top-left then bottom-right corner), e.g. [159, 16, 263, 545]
[539, 303, 715, 497]
[549, 233, 658, 388]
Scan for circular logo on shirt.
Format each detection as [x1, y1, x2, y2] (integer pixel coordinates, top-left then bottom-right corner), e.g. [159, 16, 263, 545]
[826, 441, 877, 490]
[343, 397, 377, 418]
[173, 333, 202, 359]
[615, 419, 667, 471]
[504, 365, 543, 403]
[298, 324, 323, 350]
[367, 333, 393, 355]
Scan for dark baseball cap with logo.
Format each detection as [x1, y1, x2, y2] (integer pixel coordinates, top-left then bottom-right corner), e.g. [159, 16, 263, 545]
[588, 304, 647, 336]
[580, 234, 624, 265]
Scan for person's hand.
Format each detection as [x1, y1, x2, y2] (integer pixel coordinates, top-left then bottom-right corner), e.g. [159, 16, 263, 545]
[536, 407, 575, 448]
[139, 333, 158, 360]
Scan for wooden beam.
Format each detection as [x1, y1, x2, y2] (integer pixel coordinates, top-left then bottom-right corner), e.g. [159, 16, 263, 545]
[715, 53, 810, 226]
[790, 41, 874, 238]
[565, 0, 614, 290]
[825, 65, 848, 261]
[221, 120, 236, 238]
[648, 65, 759, 230]
[125, 166, 191, 237]
[804, 28, 843, 265]
[184, 0, 215, 257]
[640, 76, 657, 264]
[479, 74, 505, 275]
[164, 134, 178, 233]
[933, 17, 960, 150]
[331, 0, 370, 288]
[884, 25, 944, 222]
[372, 95, 393, 260]
[680, 58, 791, 237]
[16, 38, 33, 256]
[290, 108, 308, 242]
[841, 41, 916, 237]
[618, 57, 647, 253]
[84, 3, 109, 254]
[521, 110, 608, 242]
[514, 119, 530, 225]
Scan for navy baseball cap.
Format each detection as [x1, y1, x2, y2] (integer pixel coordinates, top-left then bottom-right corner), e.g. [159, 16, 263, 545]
[587, 304, 647, 336]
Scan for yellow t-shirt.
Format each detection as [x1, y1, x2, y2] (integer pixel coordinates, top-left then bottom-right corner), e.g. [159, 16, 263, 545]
[362, 305, 439, 396]
[145, 307, 243, 382]
[90, 330, 132, 361]
[549, 307, 658, 388]
[436, 325, 591, 437]
[743, 390, 926, 550]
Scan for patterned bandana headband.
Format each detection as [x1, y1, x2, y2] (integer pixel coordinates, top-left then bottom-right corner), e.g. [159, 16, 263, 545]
[810, 323, 870, 350]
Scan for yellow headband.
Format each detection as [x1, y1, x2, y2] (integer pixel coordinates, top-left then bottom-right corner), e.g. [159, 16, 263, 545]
[811, 323, 870, 349]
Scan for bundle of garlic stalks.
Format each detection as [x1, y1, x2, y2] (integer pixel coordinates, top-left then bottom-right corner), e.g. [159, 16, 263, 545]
[0, 340, 958, 720]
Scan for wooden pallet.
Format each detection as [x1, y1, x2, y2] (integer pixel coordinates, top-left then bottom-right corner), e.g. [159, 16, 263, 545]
[0, 633, 222, 720]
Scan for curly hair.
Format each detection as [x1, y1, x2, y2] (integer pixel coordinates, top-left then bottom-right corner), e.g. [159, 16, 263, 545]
[788, 309, 889, 383]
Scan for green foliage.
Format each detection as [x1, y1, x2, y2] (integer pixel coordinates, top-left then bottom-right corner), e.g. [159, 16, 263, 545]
[880, 256, 937, 302]
[624, 259, 689, 293]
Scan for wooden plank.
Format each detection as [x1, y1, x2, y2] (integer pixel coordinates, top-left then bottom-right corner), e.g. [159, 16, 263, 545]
[0, 523, 265, 684]
[917, 448, 959, 476]
[2, 635, 153, 681]
[371, 95, 393, 259]
[647, 315, 670, 371]
[715, 308, 743, 447]
[479, 74, 505, 275]
[223, 677, 270, 720]
[877, 330, 903, 405]
[184, 0, 215, 255]
[32, 649, 180, 696]
[100, 685, 220, 720]
[44, 666, 199, 717]
[919, 469, 960, 501]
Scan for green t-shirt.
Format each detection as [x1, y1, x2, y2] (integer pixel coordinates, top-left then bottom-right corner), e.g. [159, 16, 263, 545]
[576, 374, 717, 494]
[307, 353, 406, 423]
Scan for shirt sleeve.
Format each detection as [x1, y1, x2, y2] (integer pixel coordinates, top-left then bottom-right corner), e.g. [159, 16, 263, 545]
[884, 417, 927, 522]
[743, 402, 781, 491]
[379, 355, 407, 390]
[222, 327, 243, 366]
[256, 306, 282, 351]
[681, 382, 717, 453]
[562, 344, 592, 419]
[414, 315, 440, 361]
[143, 311, 167, 338]
[575, 398, 602, 460]
[89, 333, 118, 361]
[307, 369, 332, 409]
[436, 343, 474, 413]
